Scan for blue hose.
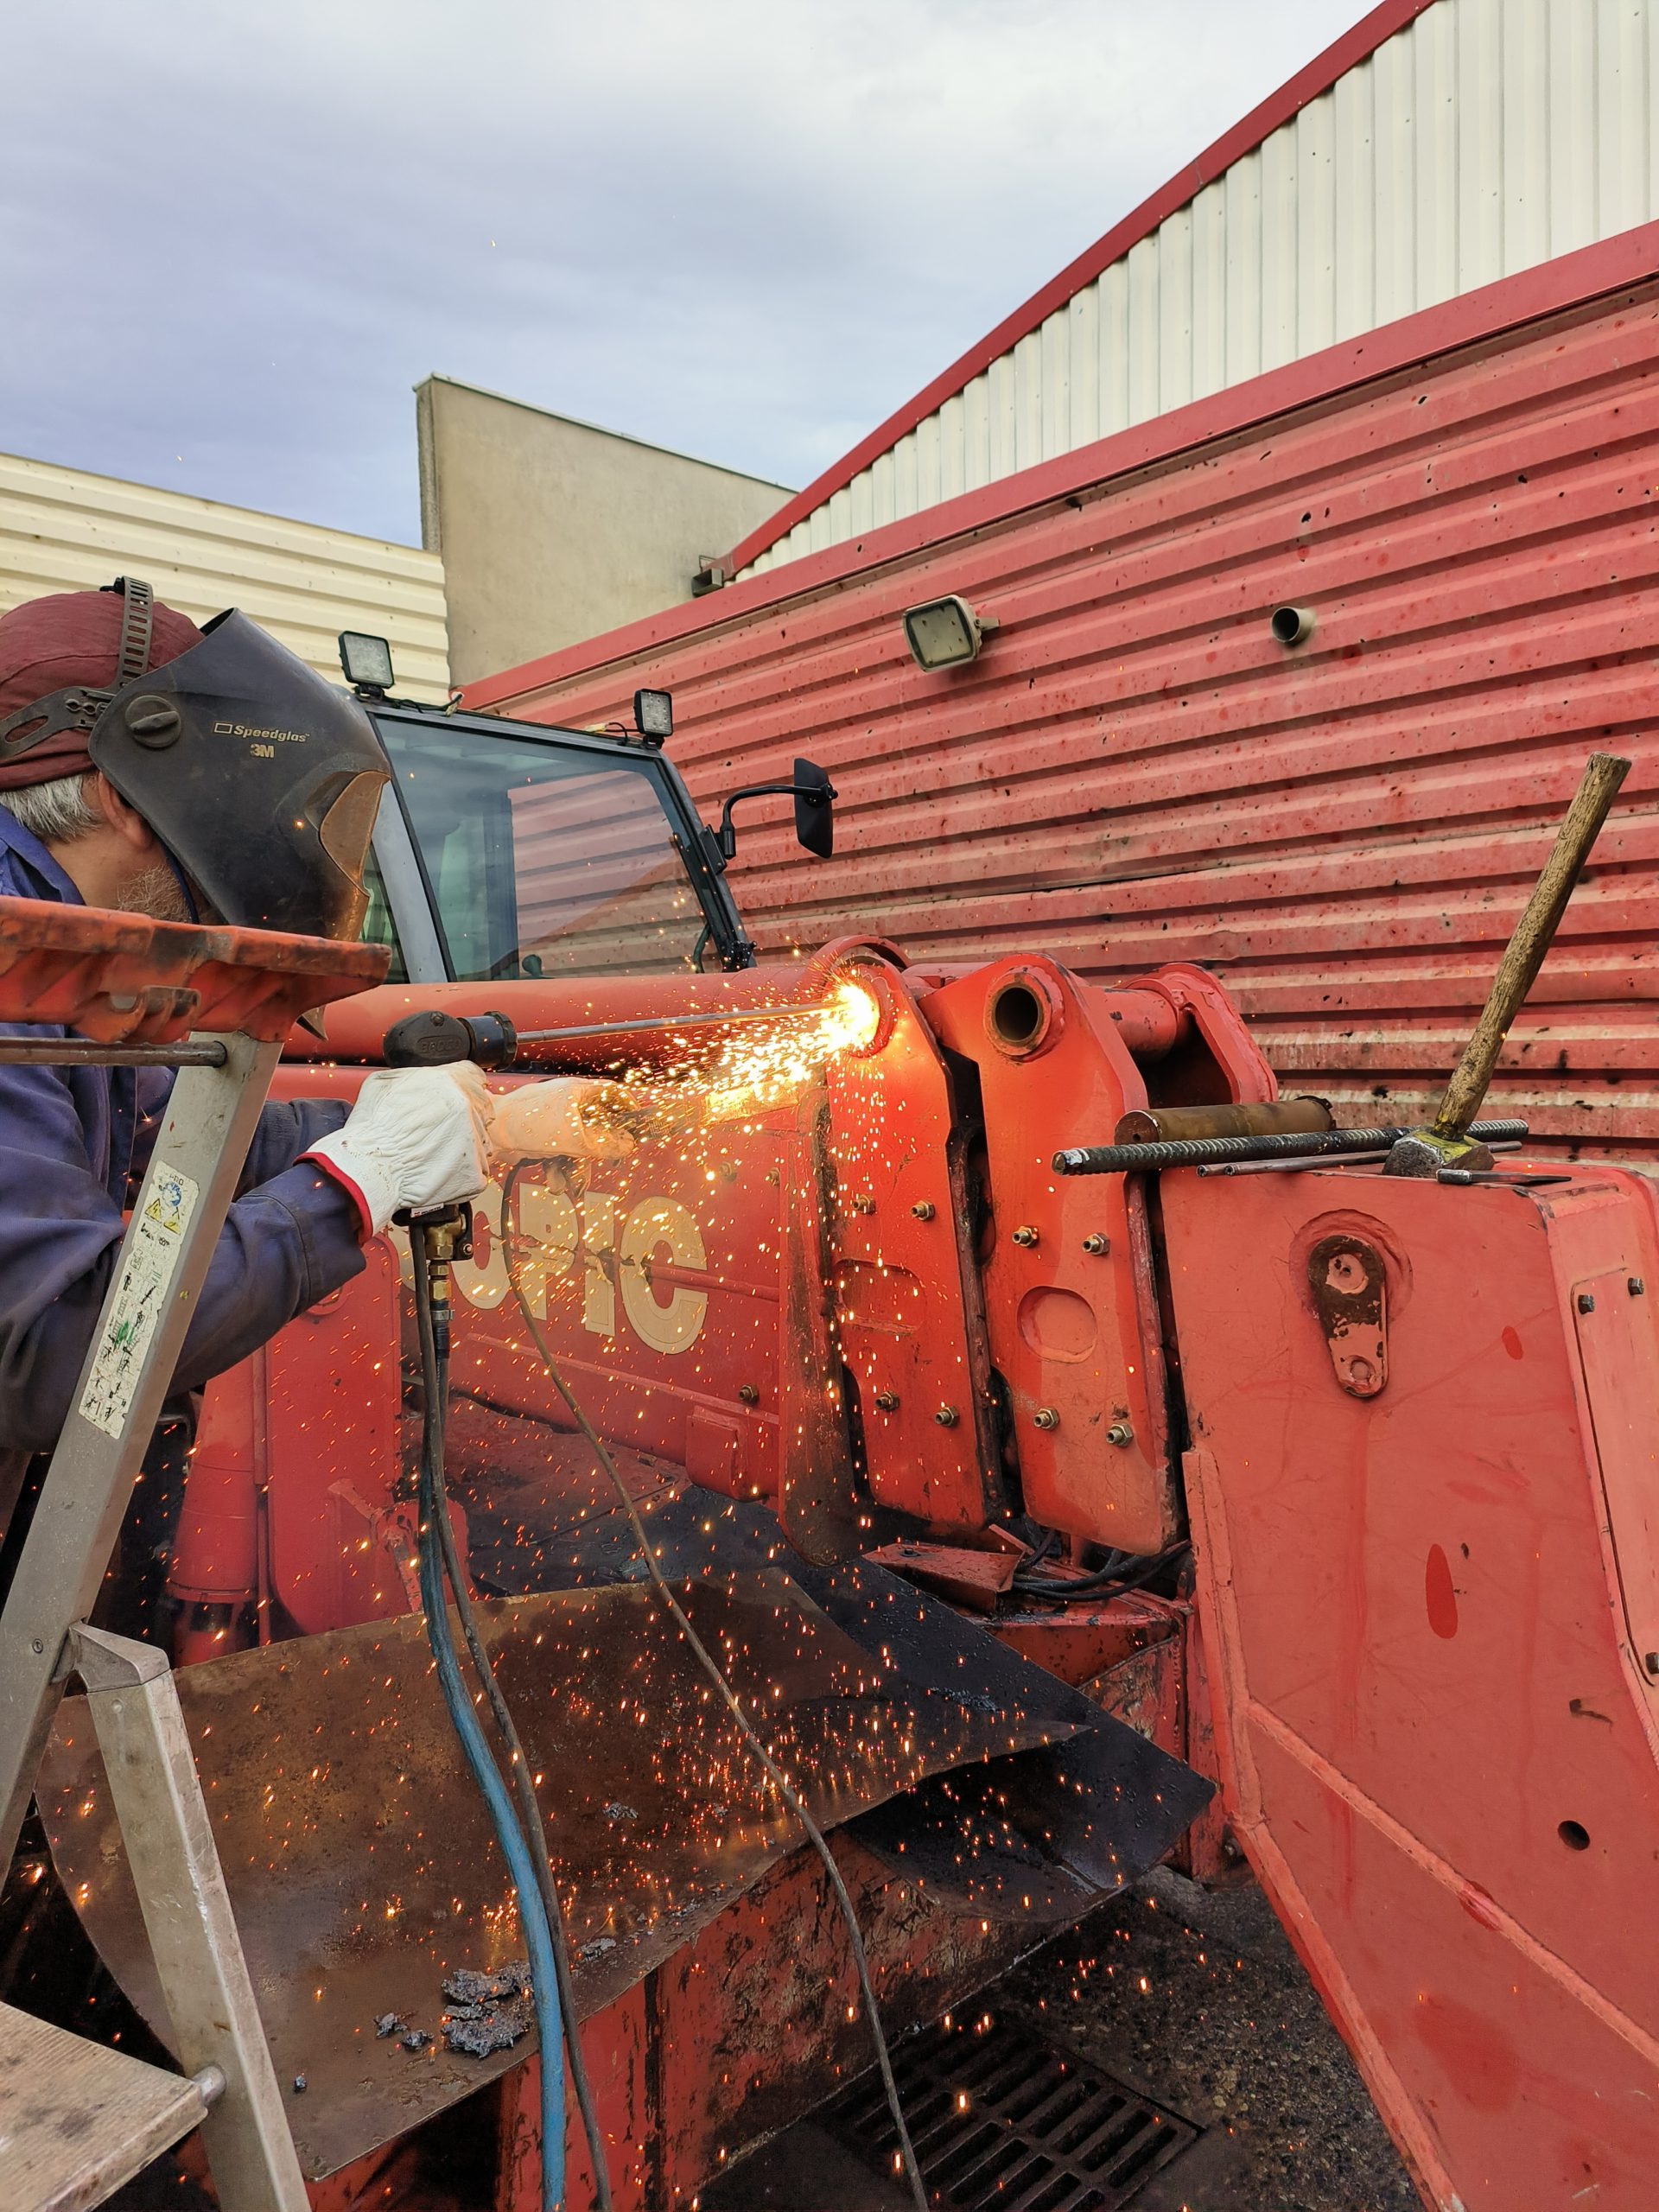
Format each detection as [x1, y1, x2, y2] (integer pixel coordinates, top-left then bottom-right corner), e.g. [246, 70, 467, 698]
[414, 1265, 565, 2211]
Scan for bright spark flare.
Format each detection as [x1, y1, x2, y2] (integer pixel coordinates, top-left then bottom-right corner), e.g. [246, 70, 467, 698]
[582, 978, 882, 1140]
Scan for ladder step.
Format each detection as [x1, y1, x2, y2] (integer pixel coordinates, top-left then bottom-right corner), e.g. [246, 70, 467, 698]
[0, 1998, 210, 2212]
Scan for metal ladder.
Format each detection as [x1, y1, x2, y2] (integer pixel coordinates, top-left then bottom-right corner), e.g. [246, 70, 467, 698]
[0, 893, 385, 2211]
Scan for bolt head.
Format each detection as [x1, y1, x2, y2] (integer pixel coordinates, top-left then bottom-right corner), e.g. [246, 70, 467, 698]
[934, 1405, 959, 1428]
[874, 1389, 899, 1413]
[1105, 1421, 1134, 1447]
[911, 1200, 936, 1220]
[1011, 1224, 1039, 1248]
[736, 1383, 759, 1405]
[1033, 1407, 1059, 1431]
[1578, 1293, 1597, 1314]
[1645, 1651, 1659, 1678]
[1630, 1277, 1647, 1297]
[1081, 1233, 1110, 1255]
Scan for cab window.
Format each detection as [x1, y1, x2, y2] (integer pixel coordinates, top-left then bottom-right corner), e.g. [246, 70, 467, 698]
[359, 845, 408, 982]
[377, 719, 707, 981]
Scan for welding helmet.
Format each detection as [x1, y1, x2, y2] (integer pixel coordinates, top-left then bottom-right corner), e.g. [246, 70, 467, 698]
[0, 577, 390, 941]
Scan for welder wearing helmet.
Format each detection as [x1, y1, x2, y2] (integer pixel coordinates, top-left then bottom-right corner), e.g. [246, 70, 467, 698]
[0, 579, 497, 1627]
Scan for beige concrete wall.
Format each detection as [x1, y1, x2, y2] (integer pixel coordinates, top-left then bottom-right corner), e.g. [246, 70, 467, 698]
[416, 377, 789, 687]
[0, 449, 448, 699]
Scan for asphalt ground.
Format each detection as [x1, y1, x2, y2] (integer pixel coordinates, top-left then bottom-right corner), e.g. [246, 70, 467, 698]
[710, 1866, 1418, 2212]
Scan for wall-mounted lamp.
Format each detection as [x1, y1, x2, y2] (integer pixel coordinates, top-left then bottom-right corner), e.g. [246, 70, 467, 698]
[901, 594, 998, 671]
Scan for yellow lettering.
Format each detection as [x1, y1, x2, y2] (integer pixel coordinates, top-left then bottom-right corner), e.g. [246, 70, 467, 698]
[581, 1192, 618, 1339]
[449, 1184, 706, 1357]
[620, 1198, 708, 1354]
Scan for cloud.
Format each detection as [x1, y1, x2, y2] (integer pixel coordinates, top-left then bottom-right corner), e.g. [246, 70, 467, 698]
[1, 0, 1376, 543]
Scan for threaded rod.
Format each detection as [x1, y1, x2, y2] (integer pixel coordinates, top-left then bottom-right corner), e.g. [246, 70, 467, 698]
[1053, 1118, 1529, 1177]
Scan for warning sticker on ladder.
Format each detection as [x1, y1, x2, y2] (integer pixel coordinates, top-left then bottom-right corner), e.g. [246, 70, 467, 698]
[78, 1160, 200, 1440]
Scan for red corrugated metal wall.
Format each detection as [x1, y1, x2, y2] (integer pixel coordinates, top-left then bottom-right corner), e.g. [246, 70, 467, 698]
[492, 270, 1659, 1160]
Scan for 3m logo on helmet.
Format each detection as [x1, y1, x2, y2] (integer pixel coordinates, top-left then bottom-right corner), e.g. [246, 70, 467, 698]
[452, 1182, 707, 1357]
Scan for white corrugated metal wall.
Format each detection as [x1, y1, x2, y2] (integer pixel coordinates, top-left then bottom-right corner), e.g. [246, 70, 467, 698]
[743, 0, 1659, 577]
[0, 450, 449, 699]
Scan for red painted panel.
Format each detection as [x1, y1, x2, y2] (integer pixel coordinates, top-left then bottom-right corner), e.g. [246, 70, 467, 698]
[492, 270, 1659, 1160]
[1166, 1167, 1659, 2209]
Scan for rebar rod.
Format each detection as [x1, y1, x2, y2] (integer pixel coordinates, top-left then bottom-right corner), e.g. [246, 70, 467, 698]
[1432, 753, 1629, 1141]
[1053, 1118, 1529, 1177]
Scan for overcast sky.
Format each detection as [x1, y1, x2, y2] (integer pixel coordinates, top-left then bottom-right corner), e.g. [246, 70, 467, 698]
[3, 1, 1376, 548]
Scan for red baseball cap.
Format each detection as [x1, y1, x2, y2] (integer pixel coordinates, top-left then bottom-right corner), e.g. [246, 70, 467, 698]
[0, 587, 202, 791]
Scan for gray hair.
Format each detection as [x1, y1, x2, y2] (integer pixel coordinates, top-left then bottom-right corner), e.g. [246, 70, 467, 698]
[4, 771, 103, 848]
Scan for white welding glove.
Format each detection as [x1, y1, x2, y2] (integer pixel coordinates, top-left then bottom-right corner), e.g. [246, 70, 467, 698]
[306, 1063, 495, 1236]
[491, 1078, 643, 1162]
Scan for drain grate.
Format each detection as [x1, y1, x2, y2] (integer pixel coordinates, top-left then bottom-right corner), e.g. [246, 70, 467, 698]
[820, 2010, 1197, 2211]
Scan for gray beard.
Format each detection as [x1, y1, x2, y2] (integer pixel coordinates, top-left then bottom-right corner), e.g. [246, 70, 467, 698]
[115, 861, 191, 923]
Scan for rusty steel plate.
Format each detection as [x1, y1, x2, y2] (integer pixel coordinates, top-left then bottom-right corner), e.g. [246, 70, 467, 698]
[41, 1575, 1084, 2178]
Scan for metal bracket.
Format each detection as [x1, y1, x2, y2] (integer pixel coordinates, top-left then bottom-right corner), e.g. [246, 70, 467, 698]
[1307, 1234, 1388, 1398]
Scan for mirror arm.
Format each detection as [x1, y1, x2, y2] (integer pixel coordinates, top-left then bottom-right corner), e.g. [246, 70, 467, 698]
[715, 780, 826, 861]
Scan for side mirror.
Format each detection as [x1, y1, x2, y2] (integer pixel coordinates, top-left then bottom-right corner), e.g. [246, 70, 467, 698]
[792, 757, 834, 858]
[712, 760, 840, 866]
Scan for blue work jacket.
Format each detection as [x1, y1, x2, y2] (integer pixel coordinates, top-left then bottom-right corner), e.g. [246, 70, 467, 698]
[0, 805, 365, 1521]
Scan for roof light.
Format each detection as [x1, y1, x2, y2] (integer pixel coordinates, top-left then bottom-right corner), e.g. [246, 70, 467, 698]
[633, 688, 673, 745]
[339, 632, 395, 694]
[901, 594, 996, 671]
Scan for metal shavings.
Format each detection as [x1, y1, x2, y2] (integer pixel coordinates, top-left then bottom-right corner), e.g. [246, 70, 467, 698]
[443, 1998, 532, 2059]
[373, 2012, 402, 2040]
[442, 1961, 532, 2006]
[399, 2028, 432, 2053]
[578, 1936, 617, 1961]
[603, 1801, 639, 1822]
[439, 1959, 535, 2061]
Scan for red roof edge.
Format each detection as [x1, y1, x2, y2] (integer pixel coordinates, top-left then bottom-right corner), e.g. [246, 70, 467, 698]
[464, 216, 1659, 715]
[718, 0, 1437, 578]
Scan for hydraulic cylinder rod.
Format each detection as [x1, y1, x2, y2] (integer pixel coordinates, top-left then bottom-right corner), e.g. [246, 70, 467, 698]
[1053, 1119, 1529, 1177]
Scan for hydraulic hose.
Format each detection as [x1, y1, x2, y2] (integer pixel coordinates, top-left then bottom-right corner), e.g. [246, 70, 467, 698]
[1011, 1541, 1191, 1601]
[420, 1363, 612, 2209]
[411, 1243, 567, 2212]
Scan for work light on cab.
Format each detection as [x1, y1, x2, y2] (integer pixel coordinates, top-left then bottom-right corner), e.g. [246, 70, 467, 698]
[632, 687, 673, 744]
[340, 630, 395, 696]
